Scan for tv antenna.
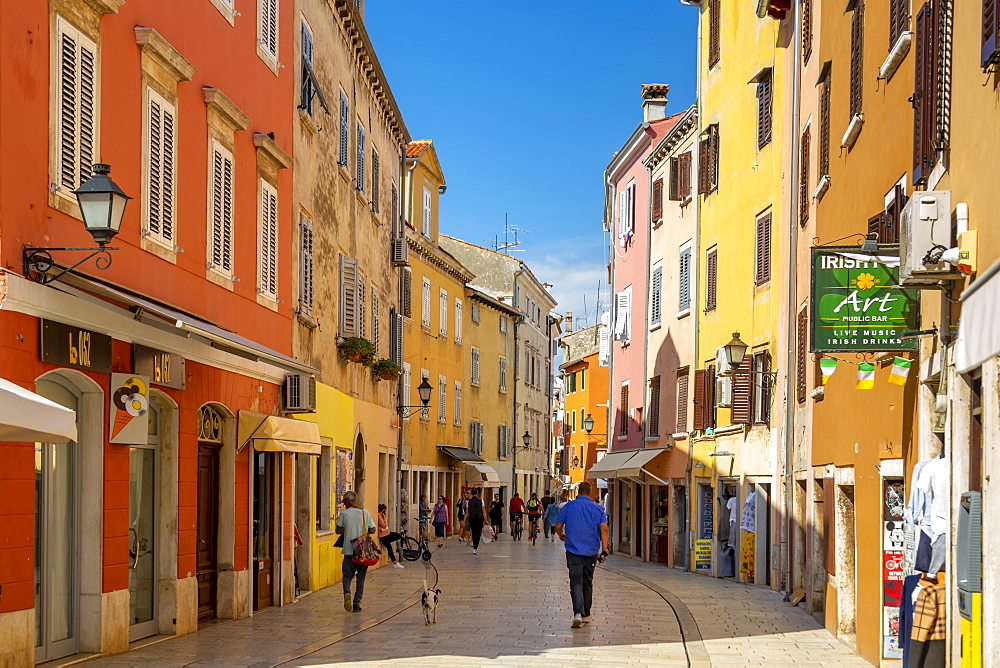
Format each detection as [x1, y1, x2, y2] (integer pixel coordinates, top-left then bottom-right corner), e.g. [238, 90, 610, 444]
[490, 214, 528, 255]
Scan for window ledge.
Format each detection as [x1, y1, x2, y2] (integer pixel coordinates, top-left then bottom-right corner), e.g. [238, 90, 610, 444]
[813, 175, 831, 201]
[141, 236, 177, 264]
[339, 165, 350, 183]
[207, 0, 236, 25]
[370, 210, 382, 226]
[256, 293, 279, 312]
[206, 268, 235, 291]
[714, 424, 746, 436]
[644, 436, 660, 443]
[48, 191, 82, 221]
[355, 190, 368, 207]
[652, 218, 664, 230]
[680, 194, 693, 207]
[296, 311, 320, 329]
[617, 435, 628, 441]
[299, 107, 318, 135]
[649, 322, 662, 332]
[676, 308, 691, 320]
[670, 432, 688, 441]
[316, 529, 338, 541]
[256, 45, 280, 76]
[811, 386, 825, 401]
[879, 32, 913, 82]
[841, 113, 864, 150]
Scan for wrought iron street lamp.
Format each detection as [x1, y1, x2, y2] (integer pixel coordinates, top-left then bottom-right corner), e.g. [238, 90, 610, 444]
[397, 378, 432, 417]
[723, 332, 749, 367]
[583, 413, 595, 434]
[24, 163, 131, 284]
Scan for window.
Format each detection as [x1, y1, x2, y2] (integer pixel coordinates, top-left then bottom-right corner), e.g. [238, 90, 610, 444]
[356, 122, 365, 191]
[799, 127, 811, 227]
[356, 273, 366, 338]
[757, 71, 773, 149]
[209, 141, 235, 275]
[470, 421, 484, 456]
[371, 288, 380, 352]
[676, 370, 689, 433]
[298, 215, 314, 315]
[400, 268, 412, 318]
[300, 22, 315, 114]
[850, 0, 865, 118]
[338, 93, 349, 167]
[648, 376, 661, 437]
[870, 183, 906, 245]
[316, 444, 331, 530]
[498, 425, 511, 458]
[454, 382, 462, 426]
[439, 288, 448, 337]
[438, 375, 447, 423]
[391, 183, 399, 231]
[803, 0, 813, 64]
[471, 348, 480, 386]
[650, 264, 663, 325]
[500, 316, 508, 333]
[913, 2, 940, 184]
[705, 247, 717, 312]
[698, 125, 719, 194]
[652, 178, 664, 220]
[671, 151, 692, 201]
[708, 0, 721, 68]
[500, 356, 507, 392]
[421, 277, 431, 328]
[419, 371, 430, 421]
[339, 255, 359, 337]
[679, 246, 692, 312]
[755, 213, 772, 285]
[619, 383, 629, 437]
[889, 0, 909, 48]
[580, 368, 586, 390]
[422, 187, 432, 236]
[571, 410, 577, 432]
[455, 298, 463, 343]
[752, 351, 773, 424]
[55, 18, 97, 195]
[257, 179, 278, 301]
[614, 286, 632, 341]
[371, 149, 380, 212]
[797, 309, 808, 403]
[731, 357, 753, 425]
[567, 371, 576, 394]
[693, 365, 716, 430]
[258, 0, 279, 61]
[668, 158, 680, 201]
[617, 181, 635, 241]
[982, 0, 999, 68]
[471, 302, 480, 324]
[819, 68, 831, 178]
[144, 88, 176, 246]
[401, 363, 412, 420]
[390, 308, 403, 366]
[514, 342, 520, 380]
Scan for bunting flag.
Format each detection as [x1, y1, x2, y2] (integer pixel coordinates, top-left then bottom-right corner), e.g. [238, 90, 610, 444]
[856, 362, 876, 389]
[819, 358, 839, 384]
[888, 357, 912, 385]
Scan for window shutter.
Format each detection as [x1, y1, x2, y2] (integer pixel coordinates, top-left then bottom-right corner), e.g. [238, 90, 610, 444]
[648, 377, 661, 437]
[390, 308, 403, 365]
[56, 21, 97, 193]
[299, 217, 314, 314]
[371, 149, 380, 212]
[706, 248, 718, 311]
[401, 268, 412, 318]
[676, 372, 689, 433]
[455, 298, 463, 343]
[753, 352, 773, 424]
[692, 369, 706, 430]
[391, 183, 399, 234]
[422, 188, 432, 236]
[454, 382, 462, 426]
[628, 183, 636, 233]
[339, 255, 359, 337]
[668, 159, 680, 202]
[210, 144, 235, 274]
[679, 151, 692, 198]
[259, 0, 279, 59]
[708, 0, 721, 68]
[439, 289, 448, 337]
[709, 126, 719, 190]
[472, 348, 480, 385]
[146, 90, 176, 244]
[849, 0, 865, 117]
[619, 384, 629, 437]
[421, 277, 431, 328]
[654, 177, 666, 221]
[755, 214, 772, 285]
[401, 363, 411, 416]
[339, 93, 349, 167]
[824, 480, 836, 575]
[913, 1, 939, 185]
[614, 290, 631, 340]
[820, 72, 831, 177]
[651, 266, 663, 325]
[258, 180, 279, 300]
[797, 309, 808, 403]
[698, 137, 711, 194]
[357, 274, 366, 338]
[890, 0, 910, 46]
[356, 123, 365, 191]
[679, 248, 692, 312]
[757, 76, 773, 149]
[500, 356, 507, 391]
[371, 288, 380, 352]
[730, 358, 753, 424]
[799, 128, 811, 227]
[984, 0, 1000, 68]
[438, 376, 447, 423]
[803, 0, 813, 63]
[598, 325, 610, 367]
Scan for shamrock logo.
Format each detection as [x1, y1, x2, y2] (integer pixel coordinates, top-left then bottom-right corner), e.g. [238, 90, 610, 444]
[853, 272, 877, 290]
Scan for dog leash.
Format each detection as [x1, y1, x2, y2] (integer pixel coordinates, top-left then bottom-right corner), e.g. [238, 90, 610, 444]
[423, 558, 439, 589]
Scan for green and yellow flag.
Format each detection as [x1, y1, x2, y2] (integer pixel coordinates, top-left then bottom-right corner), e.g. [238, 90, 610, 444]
[819, 358, 838, 384]
[856, 363, 876, 389]
[888, 357, 912, 385]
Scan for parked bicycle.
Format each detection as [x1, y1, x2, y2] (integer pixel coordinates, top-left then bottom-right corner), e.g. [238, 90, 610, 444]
[399, 517, 432, 561]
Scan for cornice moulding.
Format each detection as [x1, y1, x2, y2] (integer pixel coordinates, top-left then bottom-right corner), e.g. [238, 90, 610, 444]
[135, 27, 196, 82]
[203, 87, 251, 132]
[253, 133, 292, 169]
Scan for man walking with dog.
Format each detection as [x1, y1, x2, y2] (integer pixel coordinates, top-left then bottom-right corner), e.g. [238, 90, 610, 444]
[555, 481, 609, 628]
[335, 491, 377, 613]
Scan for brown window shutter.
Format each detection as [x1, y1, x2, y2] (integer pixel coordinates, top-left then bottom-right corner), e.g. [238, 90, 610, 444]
[706, 248, 718, 312]
[755, 214, 772, 285]
[708, 0, 720, 68]
[819, 72, 831, 177]
[888, 185, 906, 244]
[803, 0, 813, 64]
[890, 0, 910, 46]
[705, 364, 716, 428]
[710, 126, 720, 191]
[692, 369, 706, 430]
[401, 268, 412, 318]
[797, 310, 808, 403]
[679, 151, 692, 198]
[698, 137, 711, 193]
[759, 352, 772, 424]
[653, 177, 665, 218]
[648, 377, 661, 437]
[676, 372, 689, 433]
[620, 384, 629, 437]
[730, 358, 753, 424]
[668, 159, 679, 202]
[984, 0, 999, 69]
[823, 480, 836, 575]
[757, 76, 773, 150]
[799, 128, 810, 227]
[913, 1, 939, 185]
[850, 0, 865, 117]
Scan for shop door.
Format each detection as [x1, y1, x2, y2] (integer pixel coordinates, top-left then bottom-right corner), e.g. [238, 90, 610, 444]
[253, 451, 275, 611]
[196, 444, 220, 623]
[128, 401, 159, 641]
[34, 378, 79, 663]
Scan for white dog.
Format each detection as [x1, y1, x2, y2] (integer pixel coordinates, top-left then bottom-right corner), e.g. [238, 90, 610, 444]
[421, 579, 441, 625]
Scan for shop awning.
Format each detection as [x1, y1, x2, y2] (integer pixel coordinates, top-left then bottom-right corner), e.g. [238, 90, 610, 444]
[466, 462, 500, 483]
[238, 411, 322, 455]
[956, 258, 1000, 373]
[617, 448, 669, 480]
[0, 378, 77, 443]
[437, 445, 486, 463]
[587, 450, 638, 479]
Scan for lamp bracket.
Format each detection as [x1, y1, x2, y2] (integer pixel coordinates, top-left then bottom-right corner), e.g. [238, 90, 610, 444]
[752, 370, 779, 390]
[23, 246, 118, 284]
[396, 405, 429, 418]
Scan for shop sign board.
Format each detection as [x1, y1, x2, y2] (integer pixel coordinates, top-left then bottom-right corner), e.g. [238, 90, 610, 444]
[109, 373, 150, 445]
[810, 247, 918, 353]
[133, 344, 186, 389]
[693, 539, 712, 572]
[882, 478, 905, 659]
[40, 319, 112, 373]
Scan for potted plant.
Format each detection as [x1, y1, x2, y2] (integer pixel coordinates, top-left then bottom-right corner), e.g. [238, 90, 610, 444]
[372, 358, 402, 381]
[337, 337, 376, 366]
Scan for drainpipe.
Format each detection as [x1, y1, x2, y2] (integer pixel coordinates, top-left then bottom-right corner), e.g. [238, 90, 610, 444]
[512, 264, 526, 496]
[603, 170, 617, 533]
[782, 0, 803, 600]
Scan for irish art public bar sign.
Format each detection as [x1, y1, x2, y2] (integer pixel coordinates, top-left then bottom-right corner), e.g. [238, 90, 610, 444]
[810, 247, 919, 353]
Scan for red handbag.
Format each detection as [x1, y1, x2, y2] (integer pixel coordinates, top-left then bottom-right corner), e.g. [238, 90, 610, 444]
[350, 534, 381, 566]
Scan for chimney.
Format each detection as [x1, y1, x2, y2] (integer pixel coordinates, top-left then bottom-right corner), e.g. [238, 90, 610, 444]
[641, 83, 670, 122]
[565, 312, 573, 332]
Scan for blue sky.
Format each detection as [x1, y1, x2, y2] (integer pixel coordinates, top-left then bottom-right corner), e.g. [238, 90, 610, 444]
[366, 2, 698, 331]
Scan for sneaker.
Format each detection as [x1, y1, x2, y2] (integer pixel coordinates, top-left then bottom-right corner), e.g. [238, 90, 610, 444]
[352, 603, 362, 612]
[571, 614, 583, 628]
[393, 562, 404, 569]
[438, 543, 443, 547]
[344, 592, 353, 612]
[473, 549, 479, 555]
[582, 616, 592, 624]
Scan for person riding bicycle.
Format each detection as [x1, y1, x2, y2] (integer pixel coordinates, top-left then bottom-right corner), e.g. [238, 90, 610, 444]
[508, 492, 525, 540]
[526, 493, 543, 537]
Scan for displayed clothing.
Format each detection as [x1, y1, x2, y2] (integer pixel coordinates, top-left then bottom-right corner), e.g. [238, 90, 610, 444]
[903, 459, 931, 525]
[918, 457, 949, 542]
[898, 573, 923, 668]
[726, 496, 739, 548]
[740, 491, 756, 532]
[911, 577, 947, 642]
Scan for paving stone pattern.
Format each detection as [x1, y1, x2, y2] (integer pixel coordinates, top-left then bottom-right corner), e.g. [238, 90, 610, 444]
[88, 534, 869, 667]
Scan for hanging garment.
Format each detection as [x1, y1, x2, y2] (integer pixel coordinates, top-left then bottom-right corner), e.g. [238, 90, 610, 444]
[898, 573, 923, 667]
[918, 456, 949, 542]
[726, 496, 739, 548]
[909, 577, 947, 668]
[740, 491, 756, 532]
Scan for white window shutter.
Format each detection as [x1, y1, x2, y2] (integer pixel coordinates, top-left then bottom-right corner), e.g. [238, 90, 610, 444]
[258, 180, 279, 300]
[439, 289, 448, 337]
[299, 217, 314, 314]
[500, 356, 507, 391]
[422, 187, 432, 236]
[371, 288, 380, 352]
[56, 19, 97, 193]
[614, 292, 629, 339]
[618, 190, 627, 237]
[454, 382, 462, 426]
[421, 277, 431, 328]
[210, 143, 235, 274]
[401, 362, 412, 419]
[259, 0, 279, 59]
[339, 255, 359, 337]
[145, 89, 176, 245]
[357, 274, 366, 338]
[438, 375, 447, 423]
[472, 348, 480, 385]
[455, 299, 463, 343]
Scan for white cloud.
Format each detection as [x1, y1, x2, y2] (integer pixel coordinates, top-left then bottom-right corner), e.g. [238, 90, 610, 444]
[519, 235, 612, 332]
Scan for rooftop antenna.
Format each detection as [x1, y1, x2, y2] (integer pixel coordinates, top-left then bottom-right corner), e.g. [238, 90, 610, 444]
[490, 213, 528, 255]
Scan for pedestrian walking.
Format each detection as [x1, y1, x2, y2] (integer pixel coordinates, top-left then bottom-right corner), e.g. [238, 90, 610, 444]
[544, 497, 560, 541]
[432, 495, 449, 547]
[541, 489, 555, 538]
[457, 491, 469, 541]
[335, 491, 377, 612]
[489, 493, 505, 538]
[555, 481, 609, 628]
[376, 504, 404, 569]
[466, 488, 487, 555]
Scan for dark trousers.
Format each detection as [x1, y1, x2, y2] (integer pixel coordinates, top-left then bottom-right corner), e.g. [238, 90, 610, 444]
[544, 521, 551, 538]
[490, 516, 502, 536]
[379, 532, 401, 562]
[469, 519, 485, 549]
[566, 551, 597, 617]
[342, 558, 369, 605]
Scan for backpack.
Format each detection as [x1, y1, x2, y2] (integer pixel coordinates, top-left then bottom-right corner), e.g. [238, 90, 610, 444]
[527, 499, 540, 512]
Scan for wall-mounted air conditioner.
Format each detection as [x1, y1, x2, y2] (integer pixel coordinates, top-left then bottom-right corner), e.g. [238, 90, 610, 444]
[899, 190, 961, 286]
[715, 376, 733, 408]
[284, 373, 317, 412]
[391, 237, 408, 266]
[715, 346, 734, 377]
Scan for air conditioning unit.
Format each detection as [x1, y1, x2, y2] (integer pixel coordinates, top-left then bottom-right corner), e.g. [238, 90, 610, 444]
[899, 190, 961, 286]
[284, 373, 317, 412]
[715, 376, 733, 408]
[715, 346, 734, 376]
[391, 237, 408, 266]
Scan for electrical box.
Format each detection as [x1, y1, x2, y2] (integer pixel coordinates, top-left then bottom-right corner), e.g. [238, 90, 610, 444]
[899, 190, 959, 286]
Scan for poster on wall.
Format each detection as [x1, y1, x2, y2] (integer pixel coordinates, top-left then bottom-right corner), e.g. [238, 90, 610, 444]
[694, 539, 712, 572]
[109, 373, 150, 444]
[335, 448, 353, 514]
[882, 478, 905, 659]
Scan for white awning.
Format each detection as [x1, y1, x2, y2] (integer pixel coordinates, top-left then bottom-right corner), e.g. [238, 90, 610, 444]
[466, 463, 500, 483]
[237, 411, 322, 455]
[587, 450, 638, 479]
[617, 448, 669, 479]
[0, 378, 77, 443]
[956, 258, 1000, 373]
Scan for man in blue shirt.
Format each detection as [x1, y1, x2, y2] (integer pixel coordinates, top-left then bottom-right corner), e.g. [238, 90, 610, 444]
[555, 481, 609, 628]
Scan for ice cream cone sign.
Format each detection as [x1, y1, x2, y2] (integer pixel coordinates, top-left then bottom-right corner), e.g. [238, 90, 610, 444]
[110, 374, 150, 444]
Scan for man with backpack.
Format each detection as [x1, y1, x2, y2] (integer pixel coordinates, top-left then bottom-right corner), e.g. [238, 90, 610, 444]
[526, 492, 543, 540]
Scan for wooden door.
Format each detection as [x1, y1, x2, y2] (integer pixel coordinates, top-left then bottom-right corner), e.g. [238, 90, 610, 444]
[253, 451, 274, 610]
[196, 445, 220, 623]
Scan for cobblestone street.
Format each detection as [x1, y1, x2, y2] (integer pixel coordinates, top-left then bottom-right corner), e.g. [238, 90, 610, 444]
[89, 536, 869, 667]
